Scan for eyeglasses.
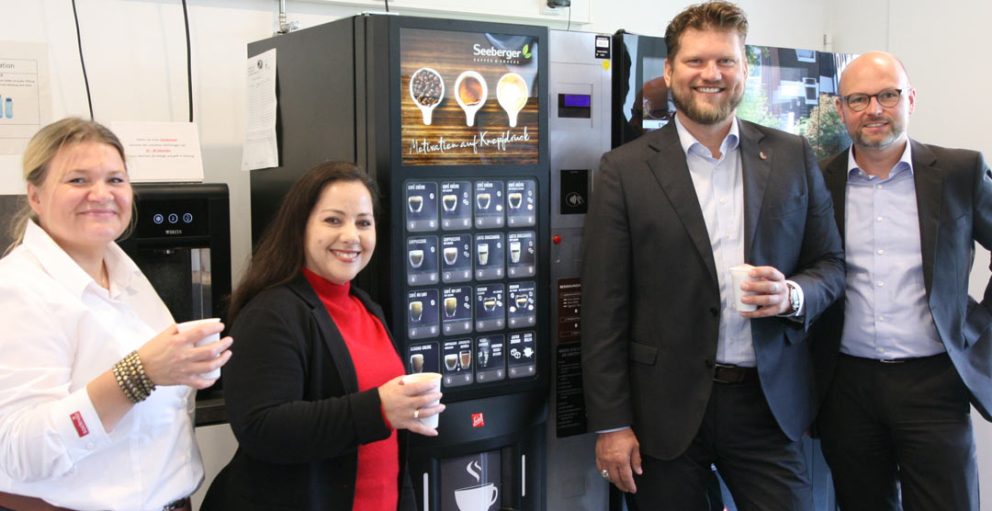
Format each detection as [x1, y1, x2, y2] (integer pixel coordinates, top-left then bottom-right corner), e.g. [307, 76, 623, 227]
[841, 88, 903, 112]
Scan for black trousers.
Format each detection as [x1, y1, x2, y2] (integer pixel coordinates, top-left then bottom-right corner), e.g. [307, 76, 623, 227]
[818, 353, 978, 511]
[631, 379, 812, 511]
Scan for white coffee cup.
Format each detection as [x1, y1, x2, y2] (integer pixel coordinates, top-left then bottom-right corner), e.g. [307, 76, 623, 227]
[443, 247, 459, 265]
[730, 264, 757, 312]
[509, 240, 522, 263]
[410, 353, 425, 373]
[177, 317, 222, 380]
[409, 249, 425, 269]
[477, 243, 490, 266]
[402, 372, 443, 429]
[455, 482, 499, 510]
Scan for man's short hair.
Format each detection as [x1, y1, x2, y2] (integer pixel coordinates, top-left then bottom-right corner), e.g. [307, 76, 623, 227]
[665, 1, 749, 59]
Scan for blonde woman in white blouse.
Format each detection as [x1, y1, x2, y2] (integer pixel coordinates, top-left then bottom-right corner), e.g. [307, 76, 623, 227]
[0, 118, 233, 511]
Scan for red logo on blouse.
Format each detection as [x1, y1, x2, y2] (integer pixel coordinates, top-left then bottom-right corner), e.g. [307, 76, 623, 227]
[70, 411, 89, 437]
[471, 413, 485, 428]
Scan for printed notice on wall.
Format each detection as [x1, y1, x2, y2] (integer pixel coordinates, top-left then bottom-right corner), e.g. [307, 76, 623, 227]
[0, 42, 52, 156]
[111, 121, 205, 182]
[241, 48, 278, 171]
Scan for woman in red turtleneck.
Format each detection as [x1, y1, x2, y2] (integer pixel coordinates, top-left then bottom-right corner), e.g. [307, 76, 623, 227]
[203, 162, 444, 511]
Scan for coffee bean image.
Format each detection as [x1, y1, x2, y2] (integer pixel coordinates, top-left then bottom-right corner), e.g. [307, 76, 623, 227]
[411, 68, 443, 107]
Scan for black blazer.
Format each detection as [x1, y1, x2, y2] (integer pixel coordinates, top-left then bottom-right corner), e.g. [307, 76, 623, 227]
[202, 275, 414, 510]
[813, 141, 992, 420]
[581, 119, 845, 460]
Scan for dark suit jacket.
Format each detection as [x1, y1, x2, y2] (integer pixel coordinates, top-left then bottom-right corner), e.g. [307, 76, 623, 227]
[580, 119, 845, 460]
[202, 276, 414, 510]
[813, 140, 992, 420]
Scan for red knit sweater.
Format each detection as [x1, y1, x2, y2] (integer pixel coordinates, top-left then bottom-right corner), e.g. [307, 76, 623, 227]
[304, 269, 403, 511]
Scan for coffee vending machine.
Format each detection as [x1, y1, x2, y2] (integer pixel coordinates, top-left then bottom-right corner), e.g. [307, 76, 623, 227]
[249, 15, 549, 511]
[544, 30, 612, 511]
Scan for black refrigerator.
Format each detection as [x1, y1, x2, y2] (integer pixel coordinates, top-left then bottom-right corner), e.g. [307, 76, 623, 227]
[248, 15, 550, 511]
[612, 29, 853, 161]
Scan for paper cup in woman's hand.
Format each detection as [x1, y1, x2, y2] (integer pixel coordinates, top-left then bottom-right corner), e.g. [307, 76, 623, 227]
[177, 318, 222, 380]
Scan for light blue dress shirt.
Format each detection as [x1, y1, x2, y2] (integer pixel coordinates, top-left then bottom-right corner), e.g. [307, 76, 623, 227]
[674, 115, 755, 367]
[840, 144, 945, 359]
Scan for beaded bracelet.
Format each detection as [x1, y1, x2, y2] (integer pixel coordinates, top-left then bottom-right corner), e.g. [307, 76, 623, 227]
[113, 351, 156, 403]
[126, 351, 155, 396]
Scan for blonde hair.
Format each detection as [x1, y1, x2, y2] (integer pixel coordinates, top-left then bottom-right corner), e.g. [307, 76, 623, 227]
[5, 118, 128, 255]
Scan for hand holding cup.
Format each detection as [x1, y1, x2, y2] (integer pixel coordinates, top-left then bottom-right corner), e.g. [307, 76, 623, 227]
[736, 265, 792, 318]
[138, 319, 233, 389]
[379, 373, 445, 436]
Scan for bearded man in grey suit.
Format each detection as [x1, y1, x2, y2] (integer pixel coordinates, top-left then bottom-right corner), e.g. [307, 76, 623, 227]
[813, 51, 992, 511]
[580, 2, 845, 509]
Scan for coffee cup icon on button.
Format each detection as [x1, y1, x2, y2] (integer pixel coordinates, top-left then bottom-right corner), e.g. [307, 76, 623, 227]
[444, 353, 459, 371]
[507, 192, 523, 210]
[409, 67, 444, 125]
[476, 192, 492, 211]
[477, 339, 491, 368]
[442, 194, 458, 212]
[408, 195, 424, 214]
[444, 297, 458, 318]
[410, 353, 425, 373]
[454, 71, 487, 127]
[483, 298, 497, 312]
[509, 241, 522, 264]
[409, 249, 425, 269]
[409, 301, 424, 322]
[477, 243, 490, 266]
[443, 247, 459, 266]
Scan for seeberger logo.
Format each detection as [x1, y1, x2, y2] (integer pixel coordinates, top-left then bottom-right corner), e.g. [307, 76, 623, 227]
[472, 42, 533, 65]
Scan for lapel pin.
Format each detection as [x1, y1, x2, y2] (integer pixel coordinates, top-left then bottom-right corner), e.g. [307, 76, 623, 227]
[759, 151, 768, 160]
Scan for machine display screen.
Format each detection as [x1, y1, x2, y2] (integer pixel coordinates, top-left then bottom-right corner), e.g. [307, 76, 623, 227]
[400, 27, 540, 166]
[557, 93, 591, 118]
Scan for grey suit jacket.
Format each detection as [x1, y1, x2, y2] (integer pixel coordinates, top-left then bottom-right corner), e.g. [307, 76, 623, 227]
[814, 140, 992, 420]
[581, 119, 845, 460]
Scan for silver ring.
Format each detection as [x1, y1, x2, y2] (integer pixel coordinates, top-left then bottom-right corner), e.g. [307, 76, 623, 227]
[600, 469, 609, 479]
[413, 409, 420, 420]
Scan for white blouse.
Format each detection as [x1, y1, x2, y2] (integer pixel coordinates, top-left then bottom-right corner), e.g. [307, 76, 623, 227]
[0, 221, 203, 510]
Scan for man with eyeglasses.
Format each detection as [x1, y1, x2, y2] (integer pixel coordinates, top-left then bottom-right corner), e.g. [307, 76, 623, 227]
[812, 51, 992, 511]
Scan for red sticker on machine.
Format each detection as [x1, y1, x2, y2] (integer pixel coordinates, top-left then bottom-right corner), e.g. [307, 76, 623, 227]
[471, 412, 485, 428]
[70, 411, 89, 437]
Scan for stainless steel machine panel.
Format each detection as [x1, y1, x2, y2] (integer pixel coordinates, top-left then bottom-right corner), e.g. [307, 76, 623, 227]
[546, 29, 612, 511]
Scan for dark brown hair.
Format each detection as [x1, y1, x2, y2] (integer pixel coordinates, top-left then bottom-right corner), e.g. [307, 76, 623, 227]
[665, 1, 749, 60]
[228, 161, 379, 321]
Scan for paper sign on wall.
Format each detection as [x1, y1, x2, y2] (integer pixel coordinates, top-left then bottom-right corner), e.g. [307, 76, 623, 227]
[0, 41, 52, 156]
[112, 121, 205, 182]
[241, 48, 278, 171]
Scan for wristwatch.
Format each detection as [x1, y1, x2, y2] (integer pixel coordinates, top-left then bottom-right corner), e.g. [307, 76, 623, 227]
[785, 281, 802, 316]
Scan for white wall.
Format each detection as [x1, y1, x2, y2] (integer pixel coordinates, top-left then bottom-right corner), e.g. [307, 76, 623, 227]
[6, 0, 990, 507]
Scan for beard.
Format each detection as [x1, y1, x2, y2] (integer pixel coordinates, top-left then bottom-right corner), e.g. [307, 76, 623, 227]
[853, 116, 905, 150]
[671, 83, 744, 125]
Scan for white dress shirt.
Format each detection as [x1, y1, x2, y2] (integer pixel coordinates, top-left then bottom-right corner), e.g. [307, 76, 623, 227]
[675, 115, 756, 366]
[841, 144, 945, 359]
[0, 221, 203, 510]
